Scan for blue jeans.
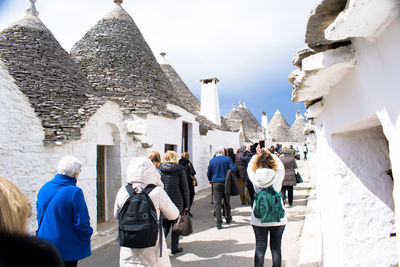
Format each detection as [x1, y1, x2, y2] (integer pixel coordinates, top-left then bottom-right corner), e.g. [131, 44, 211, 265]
[252, 225, 285, 267]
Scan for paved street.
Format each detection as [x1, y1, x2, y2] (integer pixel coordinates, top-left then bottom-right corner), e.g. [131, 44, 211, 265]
[79, 160, 312, 267]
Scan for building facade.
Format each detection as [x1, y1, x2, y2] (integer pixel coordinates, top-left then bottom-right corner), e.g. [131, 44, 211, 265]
[289, 0, 400, 265]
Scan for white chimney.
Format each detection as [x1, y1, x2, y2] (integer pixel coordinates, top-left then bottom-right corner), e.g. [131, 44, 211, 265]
[261, 111, 270, 144]
[200, 78, 221, 125]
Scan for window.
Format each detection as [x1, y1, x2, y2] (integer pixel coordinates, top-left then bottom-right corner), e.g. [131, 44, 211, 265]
[165, 144, 177, 153]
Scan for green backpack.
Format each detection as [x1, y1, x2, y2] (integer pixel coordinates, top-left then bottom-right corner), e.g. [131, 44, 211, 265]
[253, 186, 285, 223]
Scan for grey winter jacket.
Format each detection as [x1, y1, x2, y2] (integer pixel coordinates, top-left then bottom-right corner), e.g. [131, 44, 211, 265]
[280, 153, 297, 186]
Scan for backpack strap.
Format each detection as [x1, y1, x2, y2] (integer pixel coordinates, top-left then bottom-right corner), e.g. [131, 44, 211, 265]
[143, 184, 156, 195]
[125, 184, 135, 196]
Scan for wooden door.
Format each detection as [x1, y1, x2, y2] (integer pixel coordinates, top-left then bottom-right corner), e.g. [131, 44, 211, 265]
[96, 146, 105, 223]
[182, 122, 188, 153]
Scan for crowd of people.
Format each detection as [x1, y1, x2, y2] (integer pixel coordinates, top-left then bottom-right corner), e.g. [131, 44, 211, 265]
[0, 142, 305, 267]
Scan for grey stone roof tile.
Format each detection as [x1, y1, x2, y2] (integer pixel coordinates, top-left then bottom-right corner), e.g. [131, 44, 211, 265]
[0, 13, 97, 143]
[225, 106, 262, 142]
[70, 4, 179, 119]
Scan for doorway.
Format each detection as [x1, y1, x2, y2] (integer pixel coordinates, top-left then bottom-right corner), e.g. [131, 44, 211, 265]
[96, 145, 105, 223]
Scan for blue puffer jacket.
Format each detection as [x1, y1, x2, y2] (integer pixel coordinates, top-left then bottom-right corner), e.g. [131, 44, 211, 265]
[36, 174, 93, 261]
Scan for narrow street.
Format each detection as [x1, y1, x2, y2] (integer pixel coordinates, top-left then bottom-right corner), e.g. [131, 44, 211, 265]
[79, 160, 312, 267]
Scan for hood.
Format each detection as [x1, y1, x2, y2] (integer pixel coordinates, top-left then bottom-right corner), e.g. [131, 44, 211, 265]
[126, 157, 163, 188]
[158, 163, 184, 174]
[252, 168, 277, 188]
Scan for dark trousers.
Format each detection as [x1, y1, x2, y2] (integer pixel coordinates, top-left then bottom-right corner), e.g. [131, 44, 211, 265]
[281, 186, 293, 206]
[162, 219, 180, 250]
[189, 186, 195, 212]
[213, 182, 231, 224]
[64, 261, 78, 267]
[252, 225, 285, 267]
[246, 177, 255, 205]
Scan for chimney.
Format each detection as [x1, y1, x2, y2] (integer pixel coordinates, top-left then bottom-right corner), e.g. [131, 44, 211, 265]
[200, 78, 221, 125]
[159, 52, 168, 65]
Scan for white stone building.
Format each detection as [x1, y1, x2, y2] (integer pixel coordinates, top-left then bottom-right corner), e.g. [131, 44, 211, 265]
[289, 0, 400, 265]
[0, 1, 242, 234]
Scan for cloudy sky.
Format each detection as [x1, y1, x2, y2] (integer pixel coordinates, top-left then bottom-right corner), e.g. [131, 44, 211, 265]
[0, 0, 318, 125]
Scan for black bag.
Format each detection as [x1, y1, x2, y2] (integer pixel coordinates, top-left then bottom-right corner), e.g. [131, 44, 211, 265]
[295, 171, 303, 183]
[118, 184, 160, 249]
[172, 213, 193, 236]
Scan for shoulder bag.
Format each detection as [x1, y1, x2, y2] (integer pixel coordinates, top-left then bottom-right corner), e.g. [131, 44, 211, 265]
[172, 212, 193, 236]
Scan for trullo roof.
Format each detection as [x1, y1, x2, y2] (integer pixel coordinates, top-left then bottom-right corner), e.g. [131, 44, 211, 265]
[0, 9, 96, 143]
[70, 3, 178, 118]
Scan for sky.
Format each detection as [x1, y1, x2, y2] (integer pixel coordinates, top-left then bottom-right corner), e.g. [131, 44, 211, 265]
[0, 0, 319, 125]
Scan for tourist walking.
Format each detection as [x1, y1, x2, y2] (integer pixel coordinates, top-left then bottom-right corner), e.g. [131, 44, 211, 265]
[114, 157, 179, 267]
[178, 152, 197, 217]
[303, 144, 308, 160]
[207, 147, 237, 229]
[36, 156, 93, 267]
[280, 148, 298, 206]
[148, 150, 161, 168]
[247, 150, 286, 267]
[236, 146, 250, 205]
[0, 177, 63, 267]
[158, 151, 190, 254]
[240, 145, 256, 205]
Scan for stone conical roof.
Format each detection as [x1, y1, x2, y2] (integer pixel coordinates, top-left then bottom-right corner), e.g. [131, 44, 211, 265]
[159, 54, 200, 114]
[70, 4, 178, 118]
[225, 104, 262, 142]
[268, 109, 291, 142]
[290, 114, 306, 142]
[0, 10, 96, 143]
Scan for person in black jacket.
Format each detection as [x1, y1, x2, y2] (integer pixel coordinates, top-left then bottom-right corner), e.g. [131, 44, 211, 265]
[0, 177, 63, 267]
[158, 151, 190, 255]
[178, 152, 196, 217]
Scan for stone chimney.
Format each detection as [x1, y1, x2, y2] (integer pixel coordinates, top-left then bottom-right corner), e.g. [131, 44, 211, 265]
[200, 78, 221, 125]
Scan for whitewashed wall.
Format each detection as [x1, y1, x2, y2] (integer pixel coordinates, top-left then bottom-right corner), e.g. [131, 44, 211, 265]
[308, 12, 400, 266]
[314, 125, 396, 266]
[0, 73, 144, 234]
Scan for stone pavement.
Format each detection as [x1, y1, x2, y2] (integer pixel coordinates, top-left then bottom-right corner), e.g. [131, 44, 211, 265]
[81, 159, 320, 267]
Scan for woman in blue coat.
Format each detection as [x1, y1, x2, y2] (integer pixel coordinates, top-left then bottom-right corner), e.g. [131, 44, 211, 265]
[36, 155, 93, 267]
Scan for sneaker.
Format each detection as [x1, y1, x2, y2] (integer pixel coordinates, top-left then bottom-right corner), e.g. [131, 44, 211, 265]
[171, 248, 183, 254]
[216, 223, 222, 229]
[225, 217, 232, 224]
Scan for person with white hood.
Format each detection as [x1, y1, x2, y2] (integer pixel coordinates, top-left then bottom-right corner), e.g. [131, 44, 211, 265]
[114, 157, 179, 267]
[247, 149, 286, 267]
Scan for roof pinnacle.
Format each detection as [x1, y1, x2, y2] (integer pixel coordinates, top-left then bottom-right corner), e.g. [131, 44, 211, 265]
[26, 0, 39, 16]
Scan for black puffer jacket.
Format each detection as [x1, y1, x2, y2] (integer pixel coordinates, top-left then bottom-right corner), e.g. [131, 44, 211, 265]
[158, 163, 190, 213]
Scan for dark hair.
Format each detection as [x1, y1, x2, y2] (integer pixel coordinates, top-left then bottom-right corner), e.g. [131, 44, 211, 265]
[252, 150, 277, 172]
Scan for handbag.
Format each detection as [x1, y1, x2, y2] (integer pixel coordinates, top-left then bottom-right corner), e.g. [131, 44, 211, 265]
[295, 171, 303, 183]
[172, 213, 193, 236]
[191, 175, 198, 187]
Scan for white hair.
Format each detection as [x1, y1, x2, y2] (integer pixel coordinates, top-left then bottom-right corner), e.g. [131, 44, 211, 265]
[215, 146, 224, 155]
[57, 155, 82, 177]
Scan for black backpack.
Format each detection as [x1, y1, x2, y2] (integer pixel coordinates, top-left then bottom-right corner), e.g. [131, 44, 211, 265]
[118, 184, 162, 252]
